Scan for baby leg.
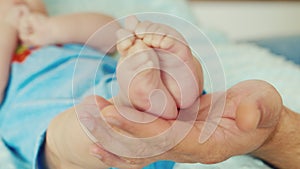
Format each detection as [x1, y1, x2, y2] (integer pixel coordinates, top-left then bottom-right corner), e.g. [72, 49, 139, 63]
[24, 0, 47, 15]
[0, 5, 29, 103]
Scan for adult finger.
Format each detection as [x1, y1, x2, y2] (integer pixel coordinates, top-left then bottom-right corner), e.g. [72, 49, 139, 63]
[124, 15, 139, 32]
[235, 80, 283, 131]
[90, 143, 145, 169]
[97, 96, 172, 138]
[79, 96, 177, 159]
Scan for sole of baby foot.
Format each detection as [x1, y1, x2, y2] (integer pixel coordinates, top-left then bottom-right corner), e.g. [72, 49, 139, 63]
[116, 39, 178, 119]
[126, 16, 203, 108]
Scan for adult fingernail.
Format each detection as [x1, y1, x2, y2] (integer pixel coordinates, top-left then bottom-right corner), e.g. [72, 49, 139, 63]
[105, 117, 122, 127]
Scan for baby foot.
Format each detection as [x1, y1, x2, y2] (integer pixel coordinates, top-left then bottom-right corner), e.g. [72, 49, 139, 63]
[126, 16, 203, 108]
[2, 4, 29, 29]
[116, 29, 178, 119]
[19, 12, 54, 47]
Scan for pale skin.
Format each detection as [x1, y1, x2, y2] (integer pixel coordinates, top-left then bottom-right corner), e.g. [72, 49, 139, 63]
[44, 16, 204, 168]
[0, 0, 119, 104]
[115, 16, 203, 119]
[90, 80, 300, 169]
[2, 2, 299, 168]
[19, 12, 119, 53]
[0, 2, 26, 104]
[44, 16, 300, 169]
[0, 15, 17, 104]
[8, 11, 203, 167]
[0, 0, 118, 168]
[45, 105, 110, 169]
[0, 0, 48, 104]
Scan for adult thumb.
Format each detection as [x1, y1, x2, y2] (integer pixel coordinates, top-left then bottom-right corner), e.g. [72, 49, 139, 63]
[236, 81, 283, 132]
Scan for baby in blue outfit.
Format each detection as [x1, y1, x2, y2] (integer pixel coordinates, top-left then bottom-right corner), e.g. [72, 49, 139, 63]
[0, 1, 203, 169]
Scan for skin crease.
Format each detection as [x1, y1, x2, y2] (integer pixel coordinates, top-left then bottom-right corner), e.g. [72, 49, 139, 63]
[0, 0, 48, 104]
[87, 80, 299, 169]
[19, 12, 119, 53]
[2, 2, 298, 168]
[0, 3, 23, 104]
[4, 3, 202, 168]
[115, 16, 203, 120]
[0, 0, 119, 104]
[43, 16, 299, 169]
[0, 1, 119, 168]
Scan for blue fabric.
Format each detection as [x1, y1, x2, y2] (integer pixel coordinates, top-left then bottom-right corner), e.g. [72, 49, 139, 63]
[0, 44, 175, 169]
[250, 35, 300, 65]
[34, 132, 46, 169]
[34, 134, 174, 169]
[111, 161, 175, 169]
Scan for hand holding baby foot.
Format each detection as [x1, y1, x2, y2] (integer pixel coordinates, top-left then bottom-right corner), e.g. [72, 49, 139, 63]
[90, 80, 284, 169]
[19, 12, 54, 47]
[114, 16, 203, 119]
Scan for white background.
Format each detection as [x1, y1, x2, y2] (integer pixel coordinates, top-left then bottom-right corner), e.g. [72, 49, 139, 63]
[188, 1, 300, 41]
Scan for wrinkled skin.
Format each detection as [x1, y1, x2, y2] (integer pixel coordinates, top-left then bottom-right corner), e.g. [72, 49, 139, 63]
[82, 80, 282, 169]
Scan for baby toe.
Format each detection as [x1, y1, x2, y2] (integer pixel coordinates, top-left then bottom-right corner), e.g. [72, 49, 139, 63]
[116, 29, 135, 56]
[124, 15, 139, 31]
[135, 21, 152, 39]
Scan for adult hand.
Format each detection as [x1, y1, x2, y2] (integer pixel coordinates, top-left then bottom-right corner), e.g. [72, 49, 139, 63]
[87, 80, 283, 169]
